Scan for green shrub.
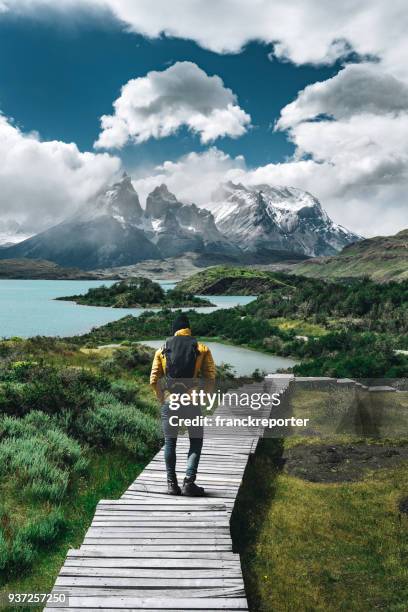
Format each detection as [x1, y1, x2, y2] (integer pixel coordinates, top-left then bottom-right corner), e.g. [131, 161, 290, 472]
[136, 395, 159, 418]
[0, 530, 9, 572]
[100, 356, 118, 374]
[110, 379, 140, 404]
[80, 392, 160, 458]
[0, 364, 112, 419]
[8, 533, 34, 573]
[20, 510, 67, 550]
[0, 511, 67, 579]
[112, 345, 153, 371]
[0, 412, 86, 501]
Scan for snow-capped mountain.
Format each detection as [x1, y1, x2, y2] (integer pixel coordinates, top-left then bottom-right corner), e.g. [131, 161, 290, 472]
[0, 175, 359, 269]
[0, 175, 160, 269]
[144, 184, 240, 258]
[209, 182, 359, 257]
[0, 175, 239, 269]
[0, 220, 32, 247]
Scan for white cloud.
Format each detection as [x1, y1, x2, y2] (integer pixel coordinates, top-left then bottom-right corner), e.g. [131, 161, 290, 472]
[266, 63, 408, 235]
[131, 147, 246, 207]
[3, 1, 408, 79]
[277, 63, 408, 129]
[0, 113, 120, 232]
[95, 62, 251, 148]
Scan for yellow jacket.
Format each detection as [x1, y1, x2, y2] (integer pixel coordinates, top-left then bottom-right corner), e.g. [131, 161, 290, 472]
[150, 328, 216, 388]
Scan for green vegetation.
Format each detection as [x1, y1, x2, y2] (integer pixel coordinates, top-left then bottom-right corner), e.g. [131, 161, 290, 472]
[0, 337, 161, 590]
[176, 265, 293, 295]
[57, 277, 213, 308]
[232, 387, 408, 611]
[75, 271, 408, 377]
[293, 229, 408, 283]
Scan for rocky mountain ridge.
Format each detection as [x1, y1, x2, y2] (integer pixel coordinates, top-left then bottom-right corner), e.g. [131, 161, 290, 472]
[0, 174, 359, 269]
[210, 182, 359, 257]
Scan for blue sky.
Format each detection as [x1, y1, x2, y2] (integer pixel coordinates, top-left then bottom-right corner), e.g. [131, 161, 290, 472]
[0, 1, 406, 237]
[0, 13, 338, 169]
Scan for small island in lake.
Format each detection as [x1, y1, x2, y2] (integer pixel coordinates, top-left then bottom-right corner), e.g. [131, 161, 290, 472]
[56, 277, 214, 308]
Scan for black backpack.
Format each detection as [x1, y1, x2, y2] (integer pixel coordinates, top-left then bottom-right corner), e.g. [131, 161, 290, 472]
[162, 335, 199, 390]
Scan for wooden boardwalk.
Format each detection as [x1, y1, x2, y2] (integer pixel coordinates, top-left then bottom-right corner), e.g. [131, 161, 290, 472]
[47, 376, 291, 611]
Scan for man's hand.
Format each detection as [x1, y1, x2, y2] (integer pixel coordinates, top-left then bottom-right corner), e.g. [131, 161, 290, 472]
[152, 383, 164, 404]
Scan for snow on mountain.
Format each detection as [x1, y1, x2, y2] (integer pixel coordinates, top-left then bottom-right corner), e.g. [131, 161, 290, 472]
[0, 175, 239, 268]
[209, 182, 359, 257]
[0, 175, 360, 268]
[0, 220, 33, 247]
[144, 184, 240, 258]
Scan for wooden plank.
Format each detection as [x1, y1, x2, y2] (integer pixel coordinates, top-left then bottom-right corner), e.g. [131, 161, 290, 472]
[52, 587, 246, 599]
[64, 558, 241, 569]
[80, 544, 233, 551]
[47, 596, 248, 609]
[94, 510, 229, 517]
[55, 576, 243, 587]
[72, 549, 237, 559]
[59, 568, 242, 578]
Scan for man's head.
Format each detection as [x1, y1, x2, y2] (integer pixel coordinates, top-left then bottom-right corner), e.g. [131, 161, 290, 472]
[172, 314, 191, 334]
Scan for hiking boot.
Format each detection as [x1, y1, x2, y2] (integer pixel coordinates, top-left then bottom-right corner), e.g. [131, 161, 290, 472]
[167, 478, 181, 495]
[182, 476, 205, 497]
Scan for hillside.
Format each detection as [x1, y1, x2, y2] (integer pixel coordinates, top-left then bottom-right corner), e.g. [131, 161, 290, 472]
[293, 229, 408, 282]
[176, 266, 294, 295]
[0, 258, 110, 280]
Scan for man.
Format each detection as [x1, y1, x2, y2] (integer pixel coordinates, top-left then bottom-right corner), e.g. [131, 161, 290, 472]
[150, 314, 216, 496]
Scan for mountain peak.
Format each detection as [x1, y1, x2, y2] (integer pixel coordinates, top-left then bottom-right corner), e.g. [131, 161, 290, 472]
[89, 173, 143, 225]
[153, 183, 173, 195]
[146, 184, 180, 218]
[210, 181, 359, 257]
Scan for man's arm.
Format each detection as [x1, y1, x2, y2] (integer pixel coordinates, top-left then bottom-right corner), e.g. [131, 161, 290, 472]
[201, 347, 216, 393]
[150, 349, 165, 402]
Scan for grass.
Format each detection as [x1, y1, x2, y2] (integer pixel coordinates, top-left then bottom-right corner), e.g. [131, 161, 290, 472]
[232, 439, 408, 612]
[177, 265, 295, 294]
[0, 449, 145, 596]
[272, 317, 329, 337]
[232, 387, 408, 611]
[294, 255, 408, 284]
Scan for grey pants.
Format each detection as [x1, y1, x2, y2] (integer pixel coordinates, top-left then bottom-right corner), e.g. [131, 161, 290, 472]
[161, 401, 204, 480]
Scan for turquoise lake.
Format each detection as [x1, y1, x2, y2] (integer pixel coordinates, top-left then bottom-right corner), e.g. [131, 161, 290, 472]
[0, 279, 296, 374]
[0, 280, 255, 338]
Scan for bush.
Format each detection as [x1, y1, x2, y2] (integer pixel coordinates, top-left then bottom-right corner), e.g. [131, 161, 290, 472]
[111, 345, 154, 372]
[0, 365, 103, 419]
[8, 533, 34, 573]
[110, 379, 140, 404]
[7, 360, 39, 382]
[20, 510, 67, 550]
[0, 412, 87, 501]
[0, 530, 8, 572]
[80, 392, 160, 459]
[0, 510, 67, 578]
